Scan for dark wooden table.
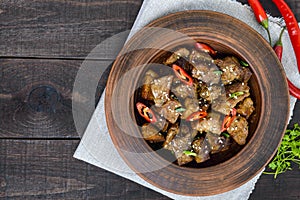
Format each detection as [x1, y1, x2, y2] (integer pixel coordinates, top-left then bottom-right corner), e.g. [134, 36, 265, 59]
[0, 0, 299, 199]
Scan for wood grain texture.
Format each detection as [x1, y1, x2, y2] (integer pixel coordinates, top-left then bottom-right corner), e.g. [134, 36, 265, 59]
[0, 140, 168, 200]
[0, 139, 299, 200]
[0, 0, 142, 58]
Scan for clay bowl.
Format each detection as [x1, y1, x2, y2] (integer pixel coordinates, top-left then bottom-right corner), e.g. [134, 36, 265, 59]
[105, 11, 289, 196]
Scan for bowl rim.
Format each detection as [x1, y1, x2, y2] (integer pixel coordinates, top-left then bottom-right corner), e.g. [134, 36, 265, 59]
[105, 10, 290, 196]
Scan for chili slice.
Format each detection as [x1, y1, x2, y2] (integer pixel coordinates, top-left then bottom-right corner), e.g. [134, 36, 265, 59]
[186, 111, 207, 121]
[194, 42, 217, 56]
[272, 0, 300, 73]
[136, 102, 157, 123]
[221, 108, 237, 132]
[172, 64, 193, 86]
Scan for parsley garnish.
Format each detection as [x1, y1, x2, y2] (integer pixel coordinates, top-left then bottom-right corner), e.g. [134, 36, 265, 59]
[264, 123, 300, 178]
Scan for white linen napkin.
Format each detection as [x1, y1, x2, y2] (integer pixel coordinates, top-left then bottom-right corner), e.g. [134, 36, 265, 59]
[74, 0, 299, 199]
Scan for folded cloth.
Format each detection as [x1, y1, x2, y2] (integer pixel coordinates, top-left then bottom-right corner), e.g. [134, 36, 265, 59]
[74, 0, 299, 199]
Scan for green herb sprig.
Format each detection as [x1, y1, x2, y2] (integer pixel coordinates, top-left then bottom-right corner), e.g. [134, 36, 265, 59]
[264, 123, 300, 178]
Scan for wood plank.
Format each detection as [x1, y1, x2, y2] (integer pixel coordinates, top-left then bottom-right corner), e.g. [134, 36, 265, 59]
[0, 0, 142, 58]
[0, 58, 113, 138]
[2, 0, 298, 59]
[0, 139, 168, 199]
[0, 139, 299, 199]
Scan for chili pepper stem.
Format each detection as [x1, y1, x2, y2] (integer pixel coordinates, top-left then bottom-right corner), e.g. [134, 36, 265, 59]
[277, 26, 286, 46]
[266, 27, 272, 45]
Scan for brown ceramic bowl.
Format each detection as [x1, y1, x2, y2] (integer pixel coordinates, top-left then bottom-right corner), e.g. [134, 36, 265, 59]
[105, 11, 289, 196]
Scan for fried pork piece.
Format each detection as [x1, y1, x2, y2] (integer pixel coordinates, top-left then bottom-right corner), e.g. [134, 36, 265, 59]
[181, 98, 199, 119]
[214, 56, 252, 85]
[164, 48, 190, 65]
[164, 125, 197, 165]
[151, 75, 173, 107]
[166, 135, 193, 165]
[236, 97, 255, 119]
[163, 123, 179, 148]
[189, 50, 221, 85]
[173, 84, 197, 99]
[227, 116, 248, 145]
[152, 120, 169, 133]
[198, 83, 224, 103]
[141, 70, 158, 100]
[205, 132, 231, 154]
[177, 153, 194, 166]
[212, 82, 250, 115]
[141, 123, 165, 142]
[191, 63, 221, 85]
[160, 99, 181, 124]
[189, 49, 212, 64]
[191, 137, 210, 163]
[192, 112, 222, 135]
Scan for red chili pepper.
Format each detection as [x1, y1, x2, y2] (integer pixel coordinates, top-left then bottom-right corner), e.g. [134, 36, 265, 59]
[186, 111, 207, 121]
[136, 102, 157, 123]
[272, 0, 300, 74]
[221, 108, 237, 132]
[172, 64, 193, 86]
[287, 79, 300, 99]
[194, 42, 217, 56]
[248, 0, 272, 44]
[273, 28, 300, 99]
[273, 27, 285, 60]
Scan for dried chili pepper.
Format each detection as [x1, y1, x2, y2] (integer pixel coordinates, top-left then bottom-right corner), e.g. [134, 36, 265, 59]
[248, 0, 272, 44]
[272, 0, 300, 74]
[136, 102, 157, 123]
[221, 108, 237, 132]
[172, 64, 193, 86]
[194, 42, 217, 56]
[186, 111, 207, 121]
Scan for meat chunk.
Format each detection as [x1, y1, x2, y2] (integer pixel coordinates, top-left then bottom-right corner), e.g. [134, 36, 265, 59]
[152, 120, 169, 133]
[192, 112, 222, 135]
[205, 132, 230, 154]
[191, 66, 221, 85]
[177, 154, 194, 166]
[215, 56, 252, 85]
[164, 125, 197, 165]
[165, 135, 193, 165]
[151, 75, 173, 107]
[164, 48, 190, 65]
[189, 50, 220, 85]
[189, 49, 212, 65]
[212, 82, 250, 115]
[236, 97, 255, 119]
[192, 138, 210, 163]
[163, 123, 179, 148]
[198, 83, 224, 103]
[181, 98, 199, 119]
[227, 116, 248, 145]
[160, 100, 181, 123]
[173, 84, 197, 99]
[141, 70, 158, 100]
[141, 123, 165, 142]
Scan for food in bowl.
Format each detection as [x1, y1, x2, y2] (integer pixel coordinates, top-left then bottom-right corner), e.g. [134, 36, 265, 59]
[136, 42, 255, 166]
